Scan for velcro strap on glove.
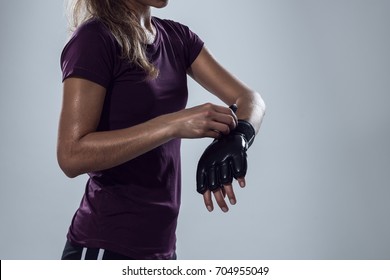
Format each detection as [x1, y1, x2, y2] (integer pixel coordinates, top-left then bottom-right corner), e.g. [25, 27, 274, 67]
[235, 120, 255, 148]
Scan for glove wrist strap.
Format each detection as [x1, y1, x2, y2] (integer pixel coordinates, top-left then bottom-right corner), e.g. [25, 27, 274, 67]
[235, 120, 256, 148]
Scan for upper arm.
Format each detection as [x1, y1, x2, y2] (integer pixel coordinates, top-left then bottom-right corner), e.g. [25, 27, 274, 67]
[57, 77, 106, 157]
[187, 46, 253, 105]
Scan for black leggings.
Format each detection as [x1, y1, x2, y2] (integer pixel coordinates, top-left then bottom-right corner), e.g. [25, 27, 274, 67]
[61, 240, 177, 260]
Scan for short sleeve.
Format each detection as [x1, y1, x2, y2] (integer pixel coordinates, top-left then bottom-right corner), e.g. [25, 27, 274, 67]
[60, 20, 116, 88]
[159, 19, 204, 68]
[181, 24, 204, 68]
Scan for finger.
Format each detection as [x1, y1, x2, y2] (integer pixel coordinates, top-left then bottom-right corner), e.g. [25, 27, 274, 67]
[221, 186, 226, 198]
[203, 103, 237, 128]
[211, 113, 237, 131]
[196, 168, 207, 194]
[208, 121, 230, 135]
[207, 166, 220, 191]
[236, 177, 246, 188]
[220, 162, 233, 185]
[212, 188, 229, 212]
[203, 129, 223, 139]
[203, 190, 214, 212]
[211, 103, 236, 115]
[206, 120, 233, 136]
[231, 152, 247, 179]
[223, 183, 237, 205]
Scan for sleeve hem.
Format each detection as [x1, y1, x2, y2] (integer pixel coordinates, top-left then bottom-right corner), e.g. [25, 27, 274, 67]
[62, 67, 110, 88]
[188, 42, 205, 68]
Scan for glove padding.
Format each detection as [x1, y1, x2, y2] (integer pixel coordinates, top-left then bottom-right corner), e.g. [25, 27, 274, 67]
[196, 120, 255, 194]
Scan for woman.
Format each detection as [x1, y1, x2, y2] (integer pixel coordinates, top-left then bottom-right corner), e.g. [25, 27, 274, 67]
[58, 0, 265, 260]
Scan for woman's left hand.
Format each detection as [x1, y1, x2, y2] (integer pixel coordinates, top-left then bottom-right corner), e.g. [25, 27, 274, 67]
[202, 177, 246, 212]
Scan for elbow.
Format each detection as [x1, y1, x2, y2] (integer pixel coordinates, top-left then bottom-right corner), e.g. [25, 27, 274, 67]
[259, 95, 266, 117]
[249, 91, 266, 119]
[57, 149, 82, 179]
[62, 168, 80, 179]
[252, 90, 266, 117]
[57, 158, 80, 179]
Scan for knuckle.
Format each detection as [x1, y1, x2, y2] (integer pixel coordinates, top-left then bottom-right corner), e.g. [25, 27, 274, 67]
[202, 103, 215, 116]
[222, 125, 230, 134]
[204, 102, 213, 109]
[203, 110, 212, 118]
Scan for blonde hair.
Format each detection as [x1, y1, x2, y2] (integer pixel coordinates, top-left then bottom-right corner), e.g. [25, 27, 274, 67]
[66, 0, 158, 78]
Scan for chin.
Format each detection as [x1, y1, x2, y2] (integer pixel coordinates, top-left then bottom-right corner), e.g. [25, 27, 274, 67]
[153, 0, 169, 8]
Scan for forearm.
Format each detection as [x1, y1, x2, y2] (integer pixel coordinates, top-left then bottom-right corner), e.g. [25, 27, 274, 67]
[58, 102, 237, 178]
[57, 115, 174, 178]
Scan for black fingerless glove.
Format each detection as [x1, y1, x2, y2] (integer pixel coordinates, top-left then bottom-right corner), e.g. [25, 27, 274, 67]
[196, 118, 256, 194]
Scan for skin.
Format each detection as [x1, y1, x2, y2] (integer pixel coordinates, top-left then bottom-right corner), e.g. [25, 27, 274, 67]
[57, 0, 266, 213]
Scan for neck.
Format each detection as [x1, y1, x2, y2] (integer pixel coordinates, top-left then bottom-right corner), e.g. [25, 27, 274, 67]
[126, 2, 153, 33]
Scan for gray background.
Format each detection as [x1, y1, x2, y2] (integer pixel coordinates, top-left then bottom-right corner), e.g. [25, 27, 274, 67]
[1, 0, 389, 259]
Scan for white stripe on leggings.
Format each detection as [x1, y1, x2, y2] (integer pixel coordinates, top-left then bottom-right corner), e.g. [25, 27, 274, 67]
[81, 247, 87, 260]
[97, 249, 105, 260]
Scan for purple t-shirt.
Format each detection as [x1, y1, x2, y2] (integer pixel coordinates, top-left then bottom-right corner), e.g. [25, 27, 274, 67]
[60, 17, 204, 259]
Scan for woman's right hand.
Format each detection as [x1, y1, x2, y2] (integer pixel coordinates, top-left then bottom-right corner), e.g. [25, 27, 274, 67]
[165, 103, 238, 139]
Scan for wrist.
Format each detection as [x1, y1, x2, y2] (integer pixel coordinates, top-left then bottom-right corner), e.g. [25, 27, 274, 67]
[234, 120, 255, 147]
[150, 113, 177, 140]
